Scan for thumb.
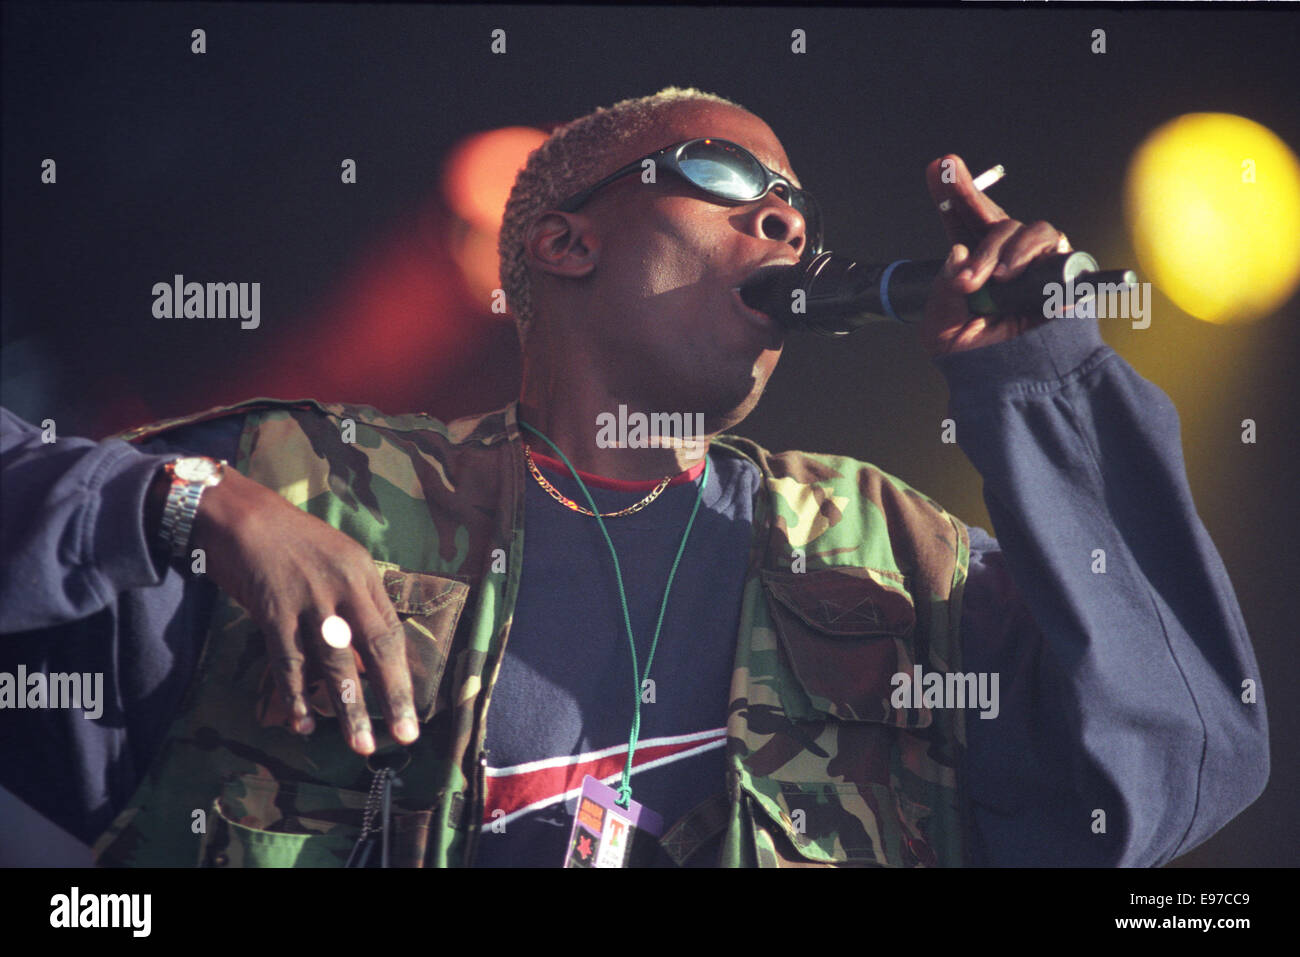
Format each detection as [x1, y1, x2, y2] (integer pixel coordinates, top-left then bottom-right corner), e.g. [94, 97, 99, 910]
[942, 244, 971, 281]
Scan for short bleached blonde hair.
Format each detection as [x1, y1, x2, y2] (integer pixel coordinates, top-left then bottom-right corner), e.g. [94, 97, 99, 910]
[497, 86, 745, 348]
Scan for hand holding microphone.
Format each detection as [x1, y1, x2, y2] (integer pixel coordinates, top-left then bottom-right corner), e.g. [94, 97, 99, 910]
[739, 154, 1137, 358]
[922, 153, 1077, 357]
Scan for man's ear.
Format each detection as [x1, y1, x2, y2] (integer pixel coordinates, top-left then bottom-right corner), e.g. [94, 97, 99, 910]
[526, 211, 599, 279]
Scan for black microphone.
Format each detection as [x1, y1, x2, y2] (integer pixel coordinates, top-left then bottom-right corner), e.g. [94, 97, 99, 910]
[739, 251, 1140, 336]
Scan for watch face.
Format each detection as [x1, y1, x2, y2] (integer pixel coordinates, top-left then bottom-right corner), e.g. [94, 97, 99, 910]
[174, 457, 220, 483]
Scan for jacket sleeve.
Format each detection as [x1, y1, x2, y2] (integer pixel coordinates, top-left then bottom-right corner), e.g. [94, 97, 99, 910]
[934, 316, 1268, 866]
[0, 410, 242, 846]
[0, 407, 184, 632]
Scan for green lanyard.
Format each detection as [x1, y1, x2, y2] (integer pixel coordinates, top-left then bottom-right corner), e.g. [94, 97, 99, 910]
[519, 419, 710, 808]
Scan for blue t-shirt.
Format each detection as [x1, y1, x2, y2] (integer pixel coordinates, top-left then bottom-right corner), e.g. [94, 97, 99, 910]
[474, 448, 757, 867]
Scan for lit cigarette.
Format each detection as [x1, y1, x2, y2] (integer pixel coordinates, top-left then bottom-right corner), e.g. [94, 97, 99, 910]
[939, 164, 1005, 212]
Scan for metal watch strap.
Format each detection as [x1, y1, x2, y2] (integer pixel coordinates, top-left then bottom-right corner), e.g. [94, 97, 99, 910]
[160, 458, 224, 559]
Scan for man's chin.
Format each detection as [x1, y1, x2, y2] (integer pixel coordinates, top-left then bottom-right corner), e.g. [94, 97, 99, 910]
[616, 342, 778, 434]
[702, 355, 776, 433]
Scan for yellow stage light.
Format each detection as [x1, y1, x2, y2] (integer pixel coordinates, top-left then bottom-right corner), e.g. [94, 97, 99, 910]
[1124, 113, 1300, 324]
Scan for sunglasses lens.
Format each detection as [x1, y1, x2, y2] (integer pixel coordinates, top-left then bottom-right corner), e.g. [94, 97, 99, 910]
[677, 139, 824, 253]
[794, 193, 825, 254]
[677, 140, 767, 201]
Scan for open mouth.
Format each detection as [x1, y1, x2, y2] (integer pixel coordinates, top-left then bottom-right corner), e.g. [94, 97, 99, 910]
[736, 262, 802, 320]
[731, 287, 773, 324]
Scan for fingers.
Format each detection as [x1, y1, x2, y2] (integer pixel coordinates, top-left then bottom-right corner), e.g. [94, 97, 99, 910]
[948, 219, 1067, 297]
[934, 243, 972, 307]
[266, 618, 315, 735]
[990, 220, 1067, 281]
[942, 243, 970, 280]
[299, 610, 373, 755]
[926, 154, 1011, 247]
[924, 154, 1068, 287]
[274, 596, 418, 755]
[921, 156, 1070, 356]
[951, 220, 1021, 293]
[209, 480, 423, 757]
[348, 574, 419, 745]
[919, 244, 976, 357]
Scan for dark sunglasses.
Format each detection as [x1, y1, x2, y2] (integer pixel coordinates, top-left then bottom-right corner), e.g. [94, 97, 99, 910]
[554, 137, 824, 256]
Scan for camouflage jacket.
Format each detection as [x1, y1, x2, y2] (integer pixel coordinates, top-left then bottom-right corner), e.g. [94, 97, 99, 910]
[94, 397, 971, 867]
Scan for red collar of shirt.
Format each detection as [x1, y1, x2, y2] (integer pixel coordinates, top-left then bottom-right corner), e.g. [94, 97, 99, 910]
[526, 446, 707, 493]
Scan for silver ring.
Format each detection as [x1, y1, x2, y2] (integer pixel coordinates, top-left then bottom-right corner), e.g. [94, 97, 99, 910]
[321, 615, 353, 649]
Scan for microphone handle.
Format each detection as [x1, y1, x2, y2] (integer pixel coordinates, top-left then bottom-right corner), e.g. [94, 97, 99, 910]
[782, 251, 1135, 336]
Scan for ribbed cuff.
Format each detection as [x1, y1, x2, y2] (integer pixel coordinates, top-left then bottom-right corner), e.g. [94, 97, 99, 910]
[91, 444, 181, 592]
[933, 315, 1110, 409]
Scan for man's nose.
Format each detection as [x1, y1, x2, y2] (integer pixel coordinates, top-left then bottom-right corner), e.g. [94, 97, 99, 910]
[752, 198, 809, 258]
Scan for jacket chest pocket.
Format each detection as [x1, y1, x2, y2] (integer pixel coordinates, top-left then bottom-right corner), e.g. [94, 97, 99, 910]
[366, 562, 470, 722]
[258, 563, 471, 727]
[760, 566, 926, 727]
[735, 568, 952, 867]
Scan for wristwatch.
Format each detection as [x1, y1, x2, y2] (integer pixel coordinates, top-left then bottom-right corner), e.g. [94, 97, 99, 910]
[159, 456, 227, 559]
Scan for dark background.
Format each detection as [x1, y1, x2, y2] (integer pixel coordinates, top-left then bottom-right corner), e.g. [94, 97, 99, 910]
[2, 2, 1296, 866]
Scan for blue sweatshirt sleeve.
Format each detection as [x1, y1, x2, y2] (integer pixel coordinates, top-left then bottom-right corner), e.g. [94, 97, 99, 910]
[0, 410, 243, 846]
[936, 316, 1268, 867]
[1, 408, 184, 632]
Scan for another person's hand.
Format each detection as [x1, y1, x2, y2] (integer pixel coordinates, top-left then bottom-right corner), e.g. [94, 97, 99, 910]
[920, 153, 1072, 358]
[184, 467, 419, 755]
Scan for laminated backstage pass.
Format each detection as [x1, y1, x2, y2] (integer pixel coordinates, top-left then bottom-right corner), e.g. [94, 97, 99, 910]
[563, 775, 664, 868]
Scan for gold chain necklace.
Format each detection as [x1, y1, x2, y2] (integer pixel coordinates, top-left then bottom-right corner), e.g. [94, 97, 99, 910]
[524, 444, 672, 518]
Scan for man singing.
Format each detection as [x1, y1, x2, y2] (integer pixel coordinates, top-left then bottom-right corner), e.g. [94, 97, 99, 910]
[0, 87, 1268, 867]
